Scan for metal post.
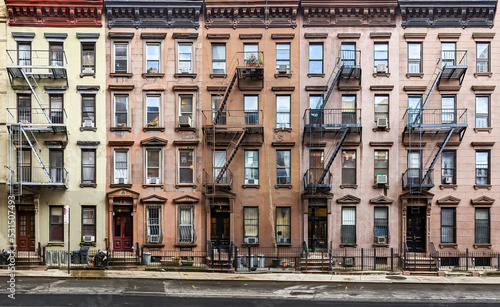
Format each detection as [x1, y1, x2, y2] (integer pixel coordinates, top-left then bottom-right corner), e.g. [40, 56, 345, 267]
[67, 207, 70, 275]
[141, 246, 144, 265]
[211, 248, 214, 268]
[374, 247, 377, 270]
[43, 246, 46, 265]
[361, 248, 364, 271]
[248, 246, 251, 271]
[390, 248, 394, 271]
[497, 254, 500, 271]
[466, 248, 469, 271]
[403, 246, 406, 271]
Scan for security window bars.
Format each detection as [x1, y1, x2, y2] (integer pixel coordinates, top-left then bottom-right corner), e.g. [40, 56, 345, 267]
[475, 208, 490, 244]
[276, 207, 291, 243]
[475, 151, 490, 185]
[114, 95, 128, 127]
[374, 207, 388, 241]
[114, 43, 128, 73]
[276, 150, 291, 185]
[146, 43, 160, 72]
[276, 95, 291, 128]
[341, 207, 356, 244]
[309, 43, 323, 74]
[146, 206, 162, 244]
[81, 149, 96, 184]
[243, 207, 259, 239]
[82, 95, 95, 127]
[179, 206, 194, 244]
[475, 95, 490, 128]
[179, 149, 194, 184]
[82, 207, 96, 240]
[408, 43, 422, 73]
[212, 44, 226, 74]
[244, 151, 259, 185]
[441, 208, 456, 244]
[146, 149, 161, 184]
[178, 43, 193, 73]
[476, 43, 490, 73]
[342, 150, 356, 185]
[441, 151, 456, 185]
[146, 95, 160, 127]
[81, 43, 95, 73]
[114, 150, 129, 184]
[50, 206, 63, 242]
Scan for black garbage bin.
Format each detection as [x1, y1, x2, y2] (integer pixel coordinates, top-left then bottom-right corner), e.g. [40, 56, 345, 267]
[72, 250, 80, 264]
[0, 251, 10, 265]
[94, 251, 108, 268]
[80, 246, 89, 265]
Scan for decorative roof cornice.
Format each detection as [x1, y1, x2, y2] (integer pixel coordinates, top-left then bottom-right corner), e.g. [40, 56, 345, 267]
[205, 0, 299, 29]
[399, 0, 497, 28]
[6, 0, 103, 27]
[104, 0, 202, 29]
[300, 0, 398, 27]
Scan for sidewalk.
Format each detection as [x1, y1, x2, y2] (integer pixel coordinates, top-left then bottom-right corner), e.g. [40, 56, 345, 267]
[2, 269, 500, 285]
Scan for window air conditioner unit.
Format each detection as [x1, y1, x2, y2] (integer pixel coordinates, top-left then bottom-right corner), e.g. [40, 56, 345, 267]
[375, 236, 387, 244]
[83, 235, 95, 243]
[244, 237, 258, 244]
[83, 119, 94, 127]
[149, 235, 160, 244]
[118, 177, 126, 184]
[245, 178, 258, 185]
[179, 116, 193, 127]
[343, 257, 355, 267]
[376, 64, 388, 73]
[445, 177, 453, 184]
[278, 65, 288, 74]
[376, 118, 388, 128]
[179, 68, 190, 74]
[148, 177, 159, 184]
[377, 174, 388, 184]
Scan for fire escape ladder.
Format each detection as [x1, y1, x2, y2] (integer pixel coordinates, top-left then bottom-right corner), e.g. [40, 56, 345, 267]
[21, 69, 51, 123]
[215, 129, 247, 184]
[415, 67, 443, 125]
[21, 127, 50, 181]
[422, 128, 454, 185]
[317, 128, 349, 185]
[10, 126, 22, 196]
[319, 58, 342, 110]
[212, 70, 238, 126]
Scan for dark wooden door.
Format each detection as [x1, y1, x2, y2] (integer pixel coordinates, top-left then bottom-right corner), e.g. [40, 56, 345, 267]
[210, 207, 230, 247]
[406, 206, 426, 252]
[17, 208, 35, 251]
[113, 212, 133, 251]
[308, 206, 328, 251]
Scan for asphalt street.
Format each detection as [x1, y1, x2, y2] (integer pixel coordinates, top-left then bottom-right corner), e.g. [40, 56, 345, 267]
[1, 278, 499, 306]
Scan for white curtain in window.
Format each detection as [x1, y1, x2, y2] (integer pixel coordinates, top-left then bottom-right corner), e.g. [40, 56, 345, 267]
[244, 208, 258, 237]
[114, 151, 127, 181]
[342, 208, 356, 225]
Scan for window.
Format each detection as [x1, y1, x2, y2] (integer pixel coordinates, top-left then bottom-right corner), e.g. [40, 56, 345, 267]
[213, 150, 226, 183]
[441, 95, 456, 124]
[276, 95, 291, 128]
[49, 149, 64, 183]
[374, 150, 389, 185]
[18, 42, 31, 66]
[146, 149, 161, 184]
[441, 208, 456, 244]
[82, 95, 95, 127]
[374, 43, 388, 71]
[276, 43, 290, 72]
[341, 207, 356, 244]
[476, 43, 490, 73]
[114, 95, 128, 127]
[276, 207, 291, 243]
[82, 207, 96, 241]
[81, 149, 96, 185]
[475, 151, 490, 185]
[114, 150, 129, 184]
[341, 43, 356, 66]
[113, 43, 128, 73]
[475, 208, 490, 244]
[49, 94, 63, 124]
[178, 206, 194, 244]
[244, 150, 259, 185]
[341, 95, 356, 125]
[243, 207, 258, 239]
[17, 149, 31, 182]
[374, 95, 389, 125]
[408, 95, 422, 125]
[309, 150, 324, 185]
[146, 206, 162, 244]
[276, 150, 291, 185]
[342, 150, 356, 185]
[309, 43, 323, 74]
[17, 94, 31, 123]
[441, 151, 456, 185]
[244, 95, 258, 125]
[408, 43, 422, 73]
[243, 43, 259, 65]
[145, 95, 160, 127]
[179, 94, 193, 126]
[50, 206, 63, 242]
[374, 207, 388, 242]
[49, 42, 63, 67]
[146, 43, 160, 72]
[309, 95, 323, 125]
[177, 43, 193, 73]
[211, 95, 226, 125]
[81, 43, 96, 74]
[178, 149, 194, 184]
[407, 151, 422, 185]
[212, 44, 226, 74]
[475, 95, 490, 128]
[441, 43, 456, 67]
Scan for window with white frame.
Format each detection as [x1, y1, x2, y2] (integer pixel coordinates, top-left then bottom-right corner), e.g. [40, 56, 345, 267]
[145, 95, 160, 127]
[114, 150, 129, 184]
[476, 42, 490, 73]
[408, 43, 422, 73]
[178, 149, 194, 184]
[244, 150, 259, 185]
[82, 207, 96, 241]
[179, 94, 193, 127]
[276, 43, 290, 72]
[276, 95, 291, 128]
[244, 95, 259, 125]
[243, 43, 258, 65]
[178, 206, 194, 244]
[146, 148, 161, 184]
[341, 207, 356, 244]
[276, 150, 291, 185]
[475, 95, 490, 128]
[374, 207, 388, 242]
[374, 150, 388, 185]
[243, 207, 258, 239]
[212, 44, 226, 74]
[146, 206, 162, 244]
[374, 95, 389, 126]
[374, 43, 389, 71]
[146, 43, 160, 73]
[114, 95, 128, 127]
[475, 150, 490, 185]
[309, 43, 323, 74]
[113, 43, 128, 73]
[81, 42, 96, 74]
[177, 43, 193, 73]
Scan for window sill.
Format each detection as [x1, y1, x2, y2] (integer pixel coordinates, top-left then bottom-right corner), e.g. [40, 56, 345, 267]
[307, 73, 325, 78]
[274, 73, 292, 78]
[273, 127, 292, 132]
[439, 184, 457, 190]
[372, 184, 389, 189]
[80, 127, 97, 132]
[372, 243, 389, 248]
[80, 242, 96, 247]
[275, 184, 292, 189]
[174, 243, 197, 248]
[175, 127, 197, 132]
[143, 127, 165, 132]
[373, 72, 390, 78]
[473, 244, 492, 249]
[110, 183, 132, 188]
[439, 243, 458, 249]
[142, 73, 165, 78]
[372, 127, 390, 132]
[340, 243, 357, 248]
[340, 184, 358, 189]
[474, 184, 491, 190]
[174, 73, 197, 78]
[46, 242, 65, 247]
[176, 184, 197, 188]
[474, 127, 492, 133]
[276, 243, 292, 247]
[142, 184, 164, 188]
[110, 73, 133, 78]
[80, 183, 97, 188]
[110, 127, 132, 132]
[474, 72, 492, 78]
[242, 184, 260, 189]
[80, 72, 96, 78]
[210, 73, 227, 78]
[406, 73, 424, 78]
[241, 243, 260, 247]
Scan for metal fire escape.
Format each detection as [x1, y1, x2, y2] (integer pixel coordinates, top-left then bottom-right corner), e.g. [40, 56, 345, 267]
[203, 51, 264, 195]
[304, 51, 362, 194]
[6, 49, 69, 196]
[402, 51, 468, 193]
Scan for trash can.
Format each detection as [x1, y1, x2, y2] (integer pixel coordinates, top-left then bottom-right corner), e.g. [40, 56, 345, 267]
[245, 254, 254, 268]
[236, 254, 243, 268]
[257, 254, 265, 268]
[80, 246, 89, 265]
[94, 251, 107, 268]
[72, 250, 80, 264]
[0, 250, 9, 265]
[143, 252, 151, 266]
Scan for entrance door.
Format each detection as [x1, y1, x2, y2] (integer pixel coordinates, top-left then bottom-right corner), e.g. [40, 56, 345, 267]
[210, 206, 230, 247]
[17, 206, 35, 251]
[406, 206, 426, 252]
[113, 212, 133, 251]
[308, 206, 328, 251]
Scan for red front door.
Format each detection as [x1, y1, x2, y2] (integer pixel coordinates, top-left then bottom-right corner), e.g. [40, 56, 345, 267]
[17, 207, 35, 251]
[113, 212, 133, 251]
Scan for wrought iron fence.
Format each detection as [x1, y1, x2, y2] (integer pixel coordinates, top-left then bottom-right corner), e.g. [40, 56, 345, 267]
[142, 248, 207, 267]
[235, 246, 303, 271]
[433, 249, 500, 271]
